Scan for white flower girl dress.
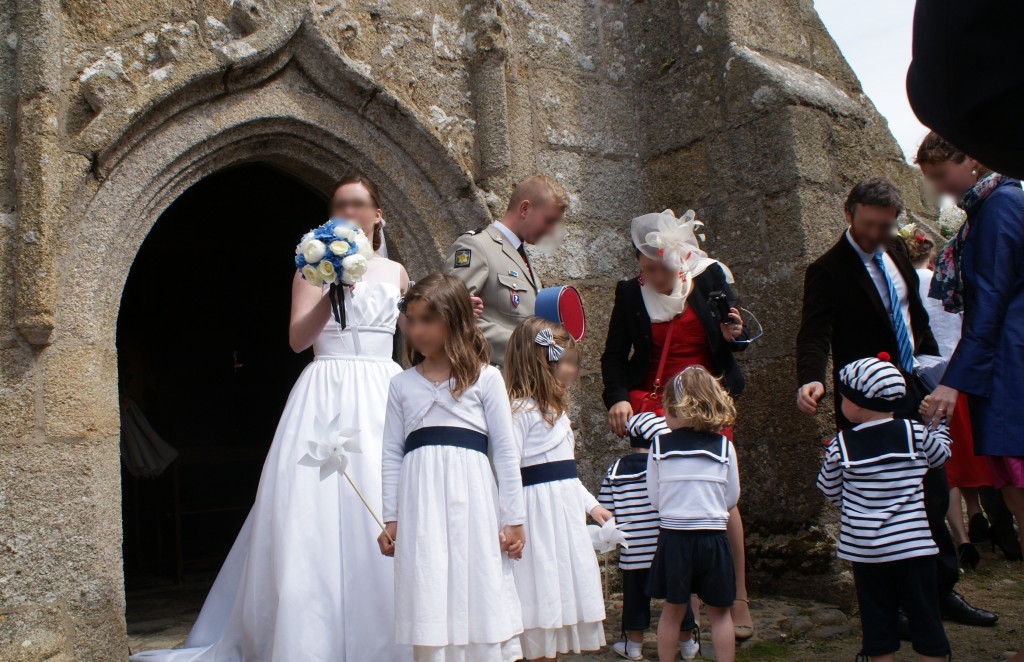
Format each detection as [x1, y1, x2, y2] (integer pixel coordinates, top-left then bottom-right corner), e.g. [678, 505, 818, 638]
[132, 257, 411, 662]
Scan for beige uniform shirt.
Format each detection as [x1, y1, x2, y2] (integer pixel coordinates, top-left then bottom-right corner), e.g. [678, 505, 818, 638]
[443, 223, 542, 366]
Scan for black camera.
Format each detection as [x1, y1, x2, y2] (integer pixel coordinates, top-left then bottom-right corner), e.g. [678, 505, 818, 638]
[707, 291, 733, 325]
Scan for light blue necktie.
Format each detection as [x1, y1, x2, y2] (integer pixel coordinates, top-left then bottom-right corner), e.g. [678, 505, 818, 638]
[873, 253, 914, 374]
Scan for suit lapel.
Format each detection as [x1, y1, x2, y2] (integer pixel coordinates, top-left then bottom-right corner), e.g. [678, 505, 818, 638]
[837, 235, 891, 328]
[491, 225, 538, 291]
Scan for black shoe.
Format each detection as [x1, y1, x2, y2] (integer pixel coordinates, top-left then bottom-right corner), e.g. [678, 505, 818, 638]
[968, 512, 991, 543]
[940, 591, 998, 626]
[897, 610, 911, 641]
[992, 532, 1023, 561]
[958, 542, 981, 570]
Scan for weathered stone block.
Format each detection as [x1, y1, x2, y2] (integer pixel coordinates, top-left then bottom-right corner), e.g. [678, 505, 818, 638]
[62, 0, 201, 43]
[531, 67, 634, 155]
[0, 347, 36, 441]
[642, 139, 711, 214]
[0, 439, 126, 656]
[537, 149, 643, 224]
[0, 604, 73, 662]
[42, 344, 119, 439]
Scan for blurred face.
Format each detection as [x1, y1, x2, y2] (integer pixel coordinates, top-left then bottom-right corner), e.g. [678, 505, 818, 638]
[517, 196, 565, 244]
[638, 254, 680, 294]
[553, 349, 579, 387]
[845, 204, 899, 254]
[920, 158, 980, 199]
[403, 300, 447, 360]
[331, 182, 381, 236]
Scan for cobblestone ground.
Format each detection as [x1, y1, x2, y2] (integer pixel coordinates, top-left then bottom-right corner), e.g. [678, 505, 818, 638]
[129, 553, 1022, 661]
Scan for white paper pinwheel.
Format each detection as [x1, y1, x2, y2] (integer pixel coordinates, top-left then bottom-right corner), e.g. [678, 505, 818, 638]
[588, 518, 631, 554]
[298, 413, 362, 481]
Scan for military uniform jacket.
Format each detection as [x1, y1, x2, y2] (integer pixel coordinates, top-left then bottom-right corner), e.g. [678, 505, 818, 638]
[444, 223, 541, 366]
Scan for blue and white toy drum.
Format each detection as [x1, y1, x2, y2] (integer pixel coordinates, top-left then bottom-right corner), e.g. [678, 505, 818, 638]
[535, 286, 586, 341]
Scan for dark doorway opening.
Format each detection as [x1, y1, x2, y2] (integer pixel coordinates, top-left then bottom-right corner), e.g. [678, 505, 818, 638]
[118, 164, 326, 626]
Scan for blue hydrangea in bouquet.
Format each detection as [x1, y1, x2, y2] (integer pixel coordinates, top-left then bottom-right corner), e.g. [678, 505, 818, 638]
[295, 218, 375, 327]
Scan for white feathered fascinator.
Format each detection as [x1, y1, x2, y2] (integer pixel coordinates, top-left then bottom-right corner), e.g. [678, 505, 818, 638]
[630, 209, 734, 283]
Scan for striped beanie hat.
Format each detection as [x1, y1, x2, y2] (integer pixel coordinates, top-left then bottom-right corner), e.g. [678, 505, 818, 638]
[627, 412, 670, 449]
[838, 353, 907, 412]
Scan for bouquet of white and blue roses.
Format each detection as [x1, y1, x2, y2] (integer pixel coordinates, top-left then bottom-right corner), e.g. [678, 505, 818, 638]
[295, 218, 375, 328]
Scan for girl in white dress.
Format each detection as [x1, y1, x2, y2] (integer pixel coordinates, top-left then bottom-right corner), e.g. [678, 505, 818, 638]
[504, 318, 612, 661]
[378, 273, 526, 662]
[132, 177, 413, 662]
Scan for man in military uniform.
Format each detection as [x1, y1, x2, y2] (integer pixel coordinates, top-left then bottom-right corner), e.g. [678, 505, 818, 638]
[444, 175, 569, 366]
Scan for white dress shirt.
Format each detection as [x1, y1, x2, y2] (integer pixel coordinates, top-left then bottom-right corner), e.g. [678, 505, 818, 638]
[846, 230, 915, 352]
[493, 221, 523, 249]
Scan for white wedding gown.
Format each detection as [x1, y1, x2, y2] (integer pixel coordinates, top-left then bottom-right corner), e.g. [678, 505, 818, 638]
[132, 258, 411, 662]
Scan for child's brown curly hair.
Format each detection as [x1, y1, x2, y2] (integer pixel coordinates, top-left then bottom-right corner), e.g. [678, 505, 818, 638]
[662, 366, 736, 433]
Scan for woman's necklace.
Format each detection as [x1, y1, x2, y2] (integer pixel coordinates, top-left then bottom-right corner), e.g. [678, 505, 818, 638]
[417, 364, 451, 387]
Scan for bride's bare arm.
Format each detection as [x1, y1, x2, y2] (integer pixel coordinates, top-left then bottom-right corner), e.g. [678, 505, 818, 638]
[397, 265, 411, 337]
[288, 271, 332, 353]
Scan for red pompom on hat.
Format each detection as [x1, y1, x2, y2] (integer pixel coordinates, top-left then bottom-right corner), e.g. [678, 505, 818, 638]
[877, 351, 891, 363]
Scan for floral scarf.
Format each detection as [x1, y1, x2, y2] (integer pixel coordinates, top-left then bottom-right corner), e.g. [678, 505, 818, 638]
[930, 172, 1007, 313]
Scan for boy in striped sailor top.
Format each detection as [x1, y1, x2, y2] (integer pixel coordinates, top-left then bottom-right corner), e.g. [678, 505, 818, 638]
[647, 367, 741, 662]
[598, 412, 700, 661]
[817, 355, 952, 662]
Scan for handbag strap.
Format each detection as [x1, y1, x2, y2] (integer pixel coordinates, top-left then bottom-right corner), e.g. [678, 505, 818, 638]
[650, 314, 677, 394]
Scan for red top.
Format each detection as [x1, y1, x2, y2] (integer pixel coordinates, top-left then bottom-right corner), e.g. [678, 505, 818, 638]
[640, 305, 714, 392]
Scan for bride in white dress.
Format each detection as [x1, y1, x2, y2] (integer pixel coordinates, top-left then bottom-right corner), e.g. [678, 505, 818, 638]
[132, 177, 413, 662]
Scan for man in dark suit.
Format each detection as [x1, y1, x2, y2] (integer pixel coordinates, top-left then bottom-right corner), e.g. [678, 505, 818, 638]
[796, 177, 997, 628]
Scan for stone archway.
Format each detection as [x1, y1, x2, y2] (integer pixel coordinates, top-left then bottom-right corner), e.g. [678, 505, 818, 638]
[39, 25, 490, 657]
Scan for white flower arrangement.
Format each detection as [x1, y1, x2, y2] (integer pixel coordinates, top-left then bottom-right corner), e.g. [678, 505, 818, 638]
[294, 218, 375, 288]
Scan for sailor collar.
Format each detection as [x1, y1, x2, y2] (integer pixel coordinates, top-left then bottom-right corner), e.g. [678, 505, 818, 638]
[652, 428, 731, 463]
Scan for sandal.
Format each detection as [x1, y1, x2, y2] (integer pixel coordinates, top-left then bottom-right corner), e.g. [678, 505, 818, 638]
[732, 597, 755, 641]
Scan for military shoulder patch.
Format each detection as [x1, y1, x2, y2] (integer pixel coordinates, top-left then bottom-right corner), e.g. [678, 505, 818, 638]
[454, 249, 472, 268]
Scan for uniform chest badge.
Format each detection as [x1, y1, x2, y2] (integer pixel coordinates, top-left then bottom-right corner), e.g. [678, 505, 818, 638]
[454, 249, 471, 268]
[508, 269, 519, 277]
[511, 292, 521, 308]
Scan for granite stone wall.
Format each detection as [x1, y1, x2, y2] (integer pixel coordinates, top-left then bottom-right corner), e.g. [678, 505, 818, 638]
[0, 1, 933, 657]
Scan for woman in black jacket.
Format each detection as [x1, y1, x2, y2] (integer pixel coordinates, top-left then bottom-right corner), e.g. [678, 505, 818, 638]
[601, 209, 753, 640]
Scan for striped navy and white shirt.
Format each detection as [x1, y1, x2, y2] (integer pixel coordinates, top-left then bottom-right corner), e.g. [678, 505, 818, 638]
[598, 454, 660, 569]
[817, 418, 951, 563]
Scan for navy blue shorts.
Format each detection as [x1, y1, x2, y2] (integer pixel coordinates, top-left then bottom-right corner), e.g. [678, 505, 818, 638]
[647, 529, 735, 608]
[621, 567, 696, 633]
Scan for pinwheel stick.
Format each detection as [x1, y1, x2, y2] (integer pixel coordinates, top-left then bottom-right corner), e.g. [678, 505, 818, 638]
[343, 471, 394, 543]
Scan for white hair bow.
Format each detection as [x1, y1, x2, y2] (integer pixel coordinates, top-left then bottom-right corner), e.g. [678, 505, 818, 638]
[534, 328, 565, 362]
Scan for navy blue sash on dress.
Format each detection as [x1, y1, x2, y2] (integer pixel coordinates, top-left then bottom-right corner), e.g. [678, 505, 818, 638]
[520, 459, 578, 487]
[404, 426, 488, 455]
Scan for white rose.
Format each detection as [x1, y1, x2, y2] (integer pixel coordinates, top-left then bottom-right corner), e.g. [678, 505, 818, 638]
[334, 225, 357, 241]
[302, 239, 327, 264]
[301, 264, 323, 287]
[317, 260, 337, 283]
[354, 234, 373, 258]
[341, 254, 368, 285]
[329, 240, 350, 256]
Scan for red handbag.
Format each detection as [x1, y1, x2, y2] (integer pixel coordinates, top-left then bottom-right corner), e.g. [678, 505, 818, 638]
[630, 316, 676, 415]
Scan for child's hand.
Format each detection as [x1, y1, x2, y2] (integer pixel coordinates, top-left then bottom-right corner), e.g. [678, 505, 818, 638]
[589, 505, 614, 525]
[500, 524, 526, 560]
[377, 522, 398, 557]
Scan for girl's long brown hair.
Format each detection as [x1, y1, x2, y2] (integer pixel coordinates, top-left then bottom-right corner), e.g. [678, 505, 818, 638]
[505, 318, 577, 426]
[402, 273, 490, 397]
